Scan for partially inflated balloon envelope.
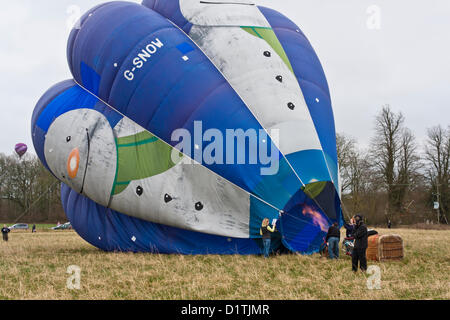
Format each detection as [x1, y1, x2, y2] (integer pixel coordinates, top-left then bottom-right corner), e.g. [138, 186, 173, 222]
[31, 0, 343, 254]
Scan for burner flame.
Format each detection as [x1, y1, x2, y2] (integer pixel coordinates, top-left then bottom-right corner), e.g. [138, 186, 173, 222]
[301, 205, 329, 232]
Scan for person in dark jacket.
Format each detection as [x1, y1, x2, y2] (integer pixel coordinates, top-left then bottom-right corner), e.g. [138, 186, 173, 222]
[325, 222, 340, 259]
[352, 215, 368, 272]
[2, 225, 10, 242]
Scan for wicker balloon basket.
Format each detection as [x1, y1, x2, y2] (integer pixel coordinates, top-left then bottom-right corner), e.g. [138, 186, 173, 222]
[366, 234, 404, 261]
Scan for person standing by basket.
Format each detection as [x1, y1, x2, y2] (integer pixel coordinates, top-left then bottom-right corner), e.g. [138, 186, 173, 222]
[352, 215, 368, 272]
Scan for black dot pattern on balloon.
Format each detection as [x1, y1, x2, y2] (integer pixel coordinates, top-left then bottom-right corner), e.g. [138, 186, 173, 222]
[263, 51, 271, 57]
[276, 75, 283, 83]
[195, 202, 204, 211]
[287, 102, 295, 110]
[164, 194, 172, 203]
[136, 186, 143, 196]
[66, 136, 71, 142]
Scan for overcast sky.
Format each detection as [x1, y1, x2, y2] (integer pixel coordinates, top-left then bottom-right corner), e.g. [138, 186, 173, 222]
[1, 0, 449, 156]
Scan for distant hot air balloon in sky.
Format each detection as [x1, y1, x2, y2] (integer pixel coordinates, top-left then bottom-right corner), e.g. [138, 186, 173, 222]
[15, 143, 27, 158]
[31, 0, 343, 255]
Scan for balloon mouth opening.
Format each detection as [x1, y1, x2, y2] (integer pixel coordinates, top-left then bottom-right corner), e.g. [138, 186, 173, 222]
[67, 148, 80, 179]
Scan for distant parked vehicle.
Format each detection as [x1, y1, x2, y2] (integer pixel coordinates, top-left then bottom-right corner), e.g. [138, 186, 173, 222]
[8, 223, 29, 230]
[51, 222, 72, 230]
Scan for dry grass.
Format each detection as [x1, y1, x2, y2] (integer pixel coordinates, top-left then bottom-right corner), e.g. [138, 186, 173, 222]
[0, 228, 449, 300]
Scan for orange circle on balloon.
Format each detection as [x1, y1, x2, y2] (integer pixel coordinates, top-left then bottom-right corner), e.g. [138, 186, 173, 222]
[67, 148, 80, 179]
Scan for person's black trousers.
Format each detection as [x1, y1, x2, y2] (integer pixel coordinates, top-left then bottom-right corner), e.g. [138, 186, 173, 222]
[2, 234, 8, 241]
[352, 247, 367, 271]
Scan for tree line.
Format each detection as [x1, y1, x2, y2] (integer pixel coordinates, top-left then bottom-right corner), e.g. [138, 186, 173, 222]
[0, 105, 448, 225]
[0, 153, 64, 223]
[338, 105, 449, 226]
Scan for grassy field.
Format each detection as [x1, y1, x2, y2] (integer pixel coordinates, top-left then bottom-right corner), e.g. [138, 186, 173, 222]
[0, 227, 449, 300]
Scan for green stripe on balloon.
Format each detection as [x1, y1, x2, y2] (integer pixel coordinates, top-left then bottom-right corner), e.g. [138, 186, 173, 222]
[111, 131, 182, 195]
[241, 26, 294, 74]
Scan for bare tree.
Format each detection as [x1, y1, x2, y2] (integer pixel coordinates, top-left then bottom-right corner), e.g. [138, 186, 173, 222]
[424, 125, 450, 223]
[336, 133, 356, 194]
[394, 128, 422, 211]
[0, 153, 63, 222]
[370, 105, 420, 222]
[337, 133, 377, 219]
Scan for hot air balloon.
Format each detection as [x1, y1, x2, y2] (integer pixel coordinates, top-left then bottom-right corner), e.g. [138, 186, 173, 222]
[31, 0, 343, 254]
[15, 143, 27, 158]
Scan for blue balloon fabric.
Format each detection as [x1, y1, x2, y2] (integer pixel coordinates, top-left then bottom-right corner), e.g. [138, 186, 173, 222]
[31, 0, 342, 255]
